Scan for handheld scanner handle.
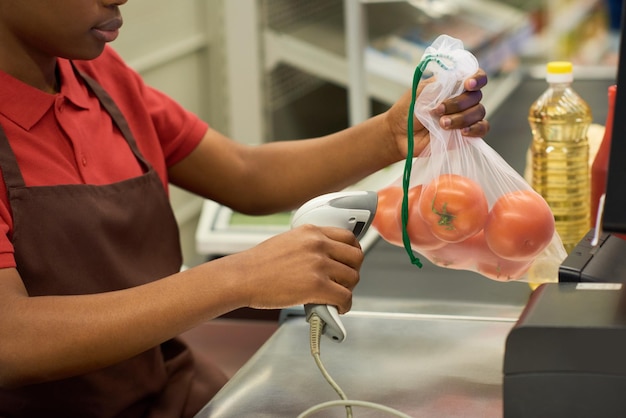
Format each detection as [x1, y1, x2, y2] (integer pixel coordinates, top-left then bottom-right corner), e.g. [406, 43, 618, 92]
[292, 191, 378, 343]
[304, 304, 346, 342]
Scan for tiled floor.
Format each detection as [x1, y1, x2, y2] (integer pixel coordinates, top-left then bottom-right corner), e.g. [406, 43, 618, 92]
[180, 318, 279, 379]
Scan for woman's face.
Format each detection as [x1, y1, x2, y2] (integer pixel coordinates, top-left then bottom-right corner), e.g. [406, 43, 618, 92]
[0, 0, 128, 62]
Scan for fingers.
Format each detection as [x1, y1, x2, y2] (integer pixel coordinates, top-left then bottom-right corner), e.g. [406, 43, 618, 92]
[465, 69, 488, 91]
[325, 285, 353, 315]
[437, 97, 488, 135]
[439, 90, 483, 115]
[318, 225, 362, 248]
[291, 225, 363, 313]
[233, 225, 363, 314]
[301, 225, 364, 282]
[460, 119, 490, 138]
[435, 69, 490, 137]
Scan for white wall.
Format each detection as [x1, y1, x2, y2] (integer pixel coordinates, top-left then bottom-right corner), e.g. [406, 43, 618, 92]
[111, 0, 229, 267]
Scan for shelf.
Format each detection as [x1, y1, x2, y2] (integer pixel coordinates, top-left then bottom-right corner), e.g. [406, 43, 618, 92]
[263, 0, 532, 107]
[265, 24, 406, 105]
[521, 0, 610, 63]
[546, 0, 602, 36]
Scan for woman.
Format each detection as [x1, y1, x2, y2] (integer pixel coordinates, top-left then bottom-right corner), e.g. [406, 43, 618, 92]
[0, 0, 489, 416]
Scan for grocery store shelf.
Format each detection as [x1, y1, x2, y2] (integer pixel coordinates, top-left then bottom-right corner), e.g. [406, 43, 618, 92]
[264, 0, 531, 111]
[546, 0, 602, 36]
[522, 0, 609, 63]
[264, 27, 407, 105]
[226, 0, 535, 144]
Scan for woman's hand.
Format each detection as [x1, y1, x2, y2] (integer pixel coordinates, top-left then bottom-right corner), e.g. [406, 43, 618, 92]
[217, 225, 363, 314]
[385, 68, 490, 159]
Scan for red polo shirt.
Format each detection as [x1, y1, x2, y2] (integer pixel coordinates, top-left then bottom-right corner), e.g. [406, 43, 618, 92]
[0, 46, 208, 268]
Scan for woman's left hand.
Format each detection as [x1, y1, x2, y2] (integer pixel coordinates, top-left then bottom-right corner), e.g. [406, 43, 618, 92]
[385, 68, 490, 159]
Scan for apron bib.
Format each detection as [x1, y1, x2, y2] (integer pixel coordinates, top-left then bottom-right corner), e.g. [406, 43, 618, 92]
[0, 68, 226, 417]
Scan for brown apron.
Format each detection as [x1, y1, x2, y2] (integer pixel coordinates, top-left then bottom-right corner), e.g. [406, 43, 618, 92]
[0, 68, 227, 417]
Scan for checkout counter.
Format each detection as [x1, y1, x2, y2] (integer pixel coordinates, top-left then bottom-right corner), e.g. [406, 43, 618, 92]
[193, 72, 616, 417]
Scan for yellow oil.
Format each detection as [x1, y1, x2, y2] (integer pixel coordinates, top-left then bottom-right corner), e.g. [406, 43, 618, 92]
[529, 84, 592, 254]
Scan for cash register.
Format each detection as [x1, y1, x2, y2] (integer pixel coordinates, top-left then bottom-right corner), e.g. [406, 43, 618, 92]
[502, 7, 626, 418]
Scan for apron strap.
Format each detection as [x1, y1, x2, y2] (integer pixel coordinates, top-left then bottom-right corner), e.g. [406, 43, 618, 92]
[72, 63, 152, 174]
[0, 126, 26, 189]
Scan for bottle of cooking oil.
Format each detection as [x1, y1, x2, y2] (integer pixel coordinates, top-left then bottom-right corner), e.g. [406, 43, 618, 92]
[529, 61, 592, 254]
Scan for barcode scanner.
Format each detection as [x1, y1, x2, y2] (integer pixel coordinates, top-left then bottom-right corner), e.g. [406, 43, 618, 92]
[291, 191, 378, 342]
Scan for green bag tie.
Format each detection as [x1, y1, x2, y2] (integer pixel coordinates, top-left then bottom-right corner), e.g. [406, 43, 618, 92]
[400, 55, 455, 268]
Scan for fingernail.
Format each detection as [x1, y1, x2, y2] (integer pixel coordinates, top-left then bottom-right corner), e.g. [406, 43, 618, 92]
[440, 117, 451, 128]
[435, 104, 445, 115]
[461, 127, 470, 135]
[467, 78, 477, 89]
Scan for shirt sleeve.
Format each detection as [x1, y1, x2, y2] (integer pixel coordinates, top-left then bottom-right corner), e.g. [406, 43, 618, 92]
[140, 83, 208, 167]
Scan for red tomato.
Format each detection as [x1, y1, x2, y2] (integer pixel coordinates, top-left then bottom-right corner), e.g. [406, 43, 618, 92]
[421, 231, 484, 270]
[468, 231, 532, 281]
[418, 174, 488, 243]
[484, 190, 555, 261]
[372, 186, 403, 245]
[477, 255, 532, 282]
[405, 185, 446, 251]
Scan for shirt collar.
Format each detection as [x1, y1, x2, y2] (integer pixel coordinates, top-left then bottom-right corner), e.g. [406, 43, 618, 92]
[0, 59, 92, 131]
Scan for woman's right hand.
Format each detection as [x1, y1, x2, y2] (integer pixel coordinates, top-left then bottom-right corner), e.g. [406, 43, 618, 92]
[216, 225, 363, 314]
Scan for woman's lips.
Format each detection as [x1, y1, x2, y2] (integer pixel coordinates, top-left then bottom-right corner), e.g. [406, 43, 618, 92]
[92, 17, 123, 42]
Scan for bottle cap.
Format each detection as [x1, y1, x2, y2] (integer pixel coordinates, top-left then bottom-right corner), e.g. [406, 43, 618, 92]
[546, 61, 573, 83]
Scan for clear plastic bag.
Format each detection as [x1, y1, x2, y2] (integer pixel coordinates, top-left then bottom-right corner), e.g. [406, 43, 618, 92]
[373, 35, 567, 283]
